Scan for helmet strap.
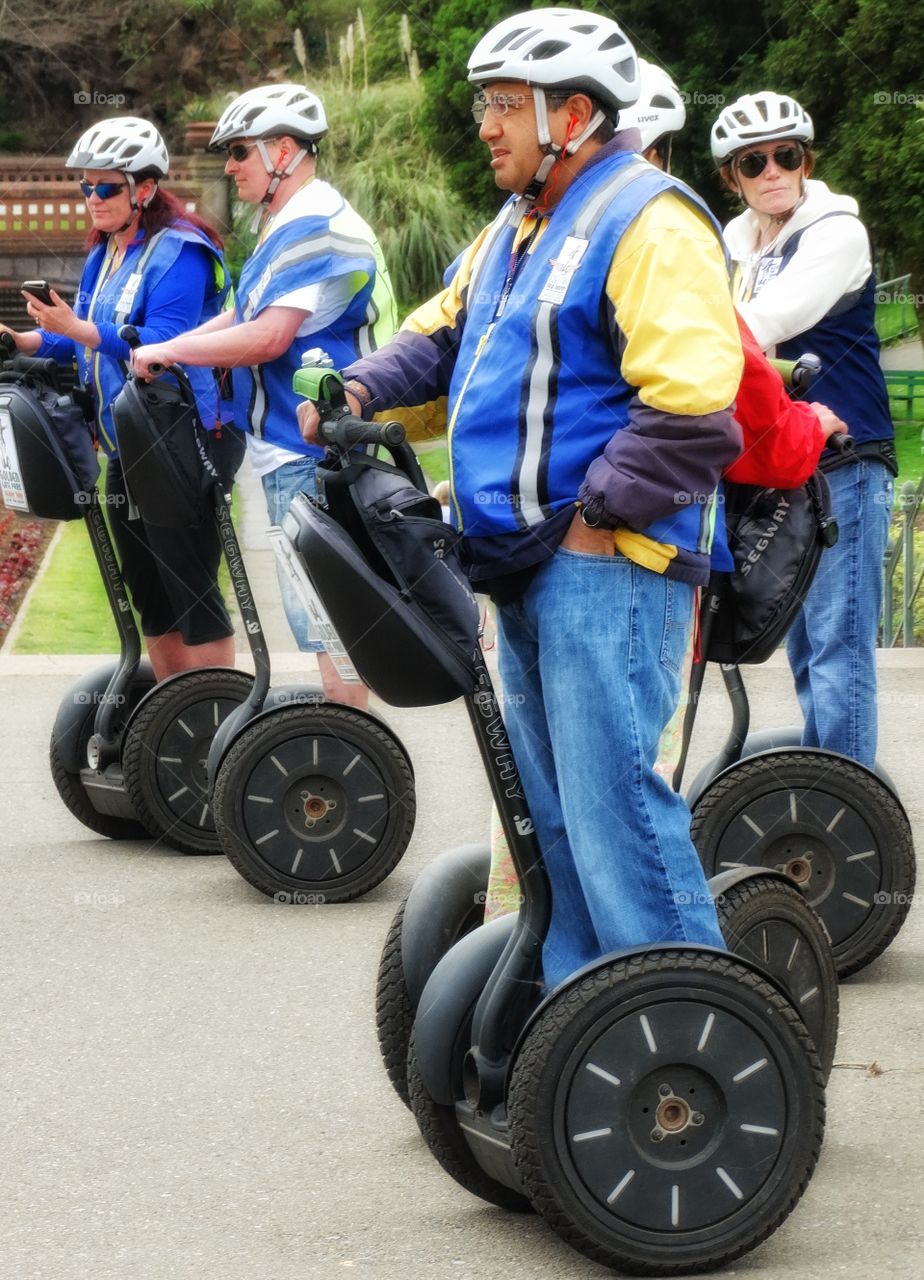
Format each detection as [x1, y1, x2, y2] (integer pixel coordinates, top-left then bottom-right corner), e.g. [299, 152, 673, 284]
[521, 89, 605, 205]
[112, 173, 156, 234]
[257, 139, 307, 205]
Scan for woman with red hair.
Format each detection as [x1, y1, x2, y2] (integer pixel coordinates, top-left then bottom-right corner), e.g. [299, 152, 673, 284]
[0, 116, 240, 679]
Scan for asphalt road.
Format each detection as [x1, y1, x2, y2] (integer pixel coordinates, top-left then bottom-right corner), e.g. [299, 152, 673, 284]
[1, 650, 921, 1280]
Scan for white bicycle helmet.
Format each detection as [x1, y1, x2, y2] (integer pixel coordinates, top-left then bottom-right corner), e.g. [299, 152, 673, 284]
[711, 91, 814, 164]
[467, 8, 639, 118]
[66, 117, 169, 177]
[467, 9, 639, 202]
[618, 60, 686, 151]
[209, 84, 327, 150]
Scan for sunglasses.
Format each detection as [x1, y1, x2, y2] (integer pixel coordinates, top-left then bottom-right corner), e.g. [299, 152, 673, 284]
[734, 145, 805, 179]
[79, 180, 128, 200]
[225, 141, 261, 162]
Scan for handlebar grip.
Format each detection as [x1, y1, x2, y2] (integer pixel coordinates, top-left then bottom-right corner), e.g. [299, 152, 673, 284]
[0, 332, 16, 357]
[119, 324, 141, 350]
[826, 432, 855, 456]
[317, 414, 406, 450]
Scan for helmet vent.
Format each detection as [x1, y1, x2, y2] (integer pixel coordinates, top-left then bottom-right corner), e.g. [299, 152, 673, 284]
[599, 33, 627, 50]
[528, 39, 569, 61]
[498, 27, 535, 52]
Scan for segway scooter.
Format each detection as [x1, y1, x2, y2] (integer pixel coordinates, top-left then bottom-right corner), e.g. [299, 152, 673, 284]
[677, 360, 916, 980]
[293, 368, 825, 1274]
[0, 332, 251, 852]
[114, 343, 417, 905]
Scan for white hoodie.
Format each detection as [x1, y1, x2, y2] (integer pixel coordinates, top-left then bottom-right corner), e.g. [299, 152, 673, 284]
[723, 178, 872, 355]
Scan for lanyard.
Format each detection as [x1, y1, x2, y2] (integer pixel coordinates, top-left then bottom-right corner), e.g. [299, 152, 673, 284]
[493, 213, 542, 323]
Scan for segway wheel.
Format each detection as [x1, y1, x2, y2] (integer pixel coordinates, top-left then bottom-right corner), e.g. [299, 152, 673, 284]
[508, 950, 824, 1275]
[376, 844, 490, 1109]
[407, 1028, 533, 1213]
[691, 751, 916, 978]
[50, 731, 148, 841]
[212, 703, 415, 902]
[716, 877, 838, 1080]
[122, 669, 254, 856]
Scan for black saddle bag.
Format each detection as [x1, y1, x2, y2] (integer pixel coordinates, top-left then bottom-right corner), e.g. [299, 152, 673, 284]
[706, 471, 839, 665]
[0, 374, 99, 520]
[111, 376, 217, 528]
[318, 454, 480, 664]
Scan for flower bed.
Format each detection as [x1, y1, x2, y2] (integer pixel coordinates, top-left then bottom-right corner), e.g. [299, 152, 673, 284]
[0, 504, 55, 638]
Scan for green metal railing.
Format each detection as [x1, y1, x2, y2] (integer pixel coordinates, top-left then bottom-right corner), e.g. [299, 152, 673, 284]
[875, 274, 919, 344]
[883, 478, 923, 647]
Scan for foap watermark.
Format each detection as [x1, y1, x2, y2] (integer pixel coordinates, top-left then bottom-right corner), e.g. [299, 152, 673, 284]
[873, 890, 914, 906]
[273, 890, 327, 905]
[74, 689, 126, 707]
[679, 91, 726, 107]
[473, 890, 526, 907]
[74, 90, 127, 107]
[473, 490, 521, 507]
[674, 491, 724, 507]
[872, 91, 924, 107]
[74, 491, 127, 509]
[74, 889, 126, 908]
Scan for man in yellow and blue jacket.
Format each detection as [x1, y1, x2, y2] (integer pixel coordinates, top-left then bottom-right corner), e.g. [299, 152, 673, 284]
[299, 9, 745, 989]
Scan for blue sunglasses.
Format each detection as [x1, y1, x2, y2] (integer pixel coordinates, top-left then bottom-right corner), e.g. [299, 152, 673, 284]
[79, 180, 129, 200]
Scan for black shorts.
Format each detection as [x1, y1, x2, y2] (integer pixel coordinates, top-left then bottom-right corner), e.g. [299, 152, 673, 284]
[106, 455, 233, 646]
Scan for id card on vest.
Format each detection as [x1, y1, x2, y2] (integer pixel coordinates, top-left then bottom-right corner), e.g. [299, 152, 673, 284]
[752, 254, 783, 296]
[115, 272, 144, 317]
[538, 235, 589, 305]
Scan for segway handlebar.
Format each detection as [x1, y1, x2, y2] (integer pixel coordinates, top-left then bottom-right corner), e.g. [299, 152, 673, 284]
[292, 357, 406, 451]
[118, 324, 194, 394]
[770, 352, 822, 394]
[826, 430, 855, 456]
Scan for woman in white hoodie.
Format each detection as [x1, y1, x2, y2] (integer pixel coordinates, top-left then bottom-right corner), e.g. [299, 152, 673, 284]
[711, 91, 895, 769]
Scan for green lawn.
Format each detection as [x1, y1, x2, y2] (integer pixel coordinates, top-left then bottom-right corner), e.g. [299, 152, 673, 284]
[14, 517, 121, 653]
[876, 300, 920, 347]
[416, 443, 449, 485]
[14, 487, 239, 656]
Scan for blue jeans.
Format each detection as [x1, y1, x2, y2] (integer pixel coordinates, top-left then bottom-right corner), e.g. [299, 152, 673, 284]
[497, 546, 726, 990]
[263, 456, 324, 653]
[786, 460, 892, 768]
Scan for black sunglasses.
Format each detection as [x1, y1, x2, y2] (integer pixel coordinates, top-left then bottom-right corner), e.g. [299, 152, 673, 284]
[79, 179, 129, 200]
[734, 145, 805, 179]
[225, 141, 260, 162]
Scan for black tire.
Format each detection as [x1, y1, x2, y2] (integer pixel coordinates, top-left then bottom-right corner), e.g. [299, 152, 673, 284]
[376, 897, 416, 1108]
[407, 1027, 533, 1214]
[716, 876, 839, 1081]
[691, 751, 916, 979]
[508, 949, 825, 1275]
[122, 669, 254, 856]
[376, 845, 490, 1110]
[212, 703, 415, 902]
[49, 727, 148, 842]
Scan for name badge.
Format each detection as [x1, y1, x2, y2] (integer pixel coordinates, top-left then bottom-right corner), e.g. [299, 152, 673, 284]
[538, 236, 589, 305]
[753, 255, 783, 296]
[115, 272, 143, 316]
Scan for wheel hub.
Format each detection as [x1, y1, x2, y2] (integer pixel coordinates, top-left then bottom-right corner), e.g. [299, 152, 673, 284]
[780, 854, 813, 885]
[301, 789, 338, 827]
[652, 1084, 705, 1140]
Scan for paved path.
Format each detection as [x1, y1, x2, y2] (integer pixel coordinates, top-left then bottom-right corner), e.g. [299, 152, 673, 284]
[0, 645, 922, 1279]
[1, 455, 922, 1277]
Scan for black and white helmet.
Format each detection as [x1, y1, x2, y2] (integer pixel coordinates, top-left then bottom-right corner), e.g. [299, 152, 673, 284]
[618, 60, 686, 151]
[66, 117, 169, 177]
[209, 84, 327, 150]
[711, 91, 814, 164]
[467, 8, 639, 118]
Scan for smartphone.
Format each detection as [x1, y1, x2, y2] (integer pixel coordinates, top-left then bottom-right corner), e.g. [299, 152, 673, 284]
[22, 280, 55, 306]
